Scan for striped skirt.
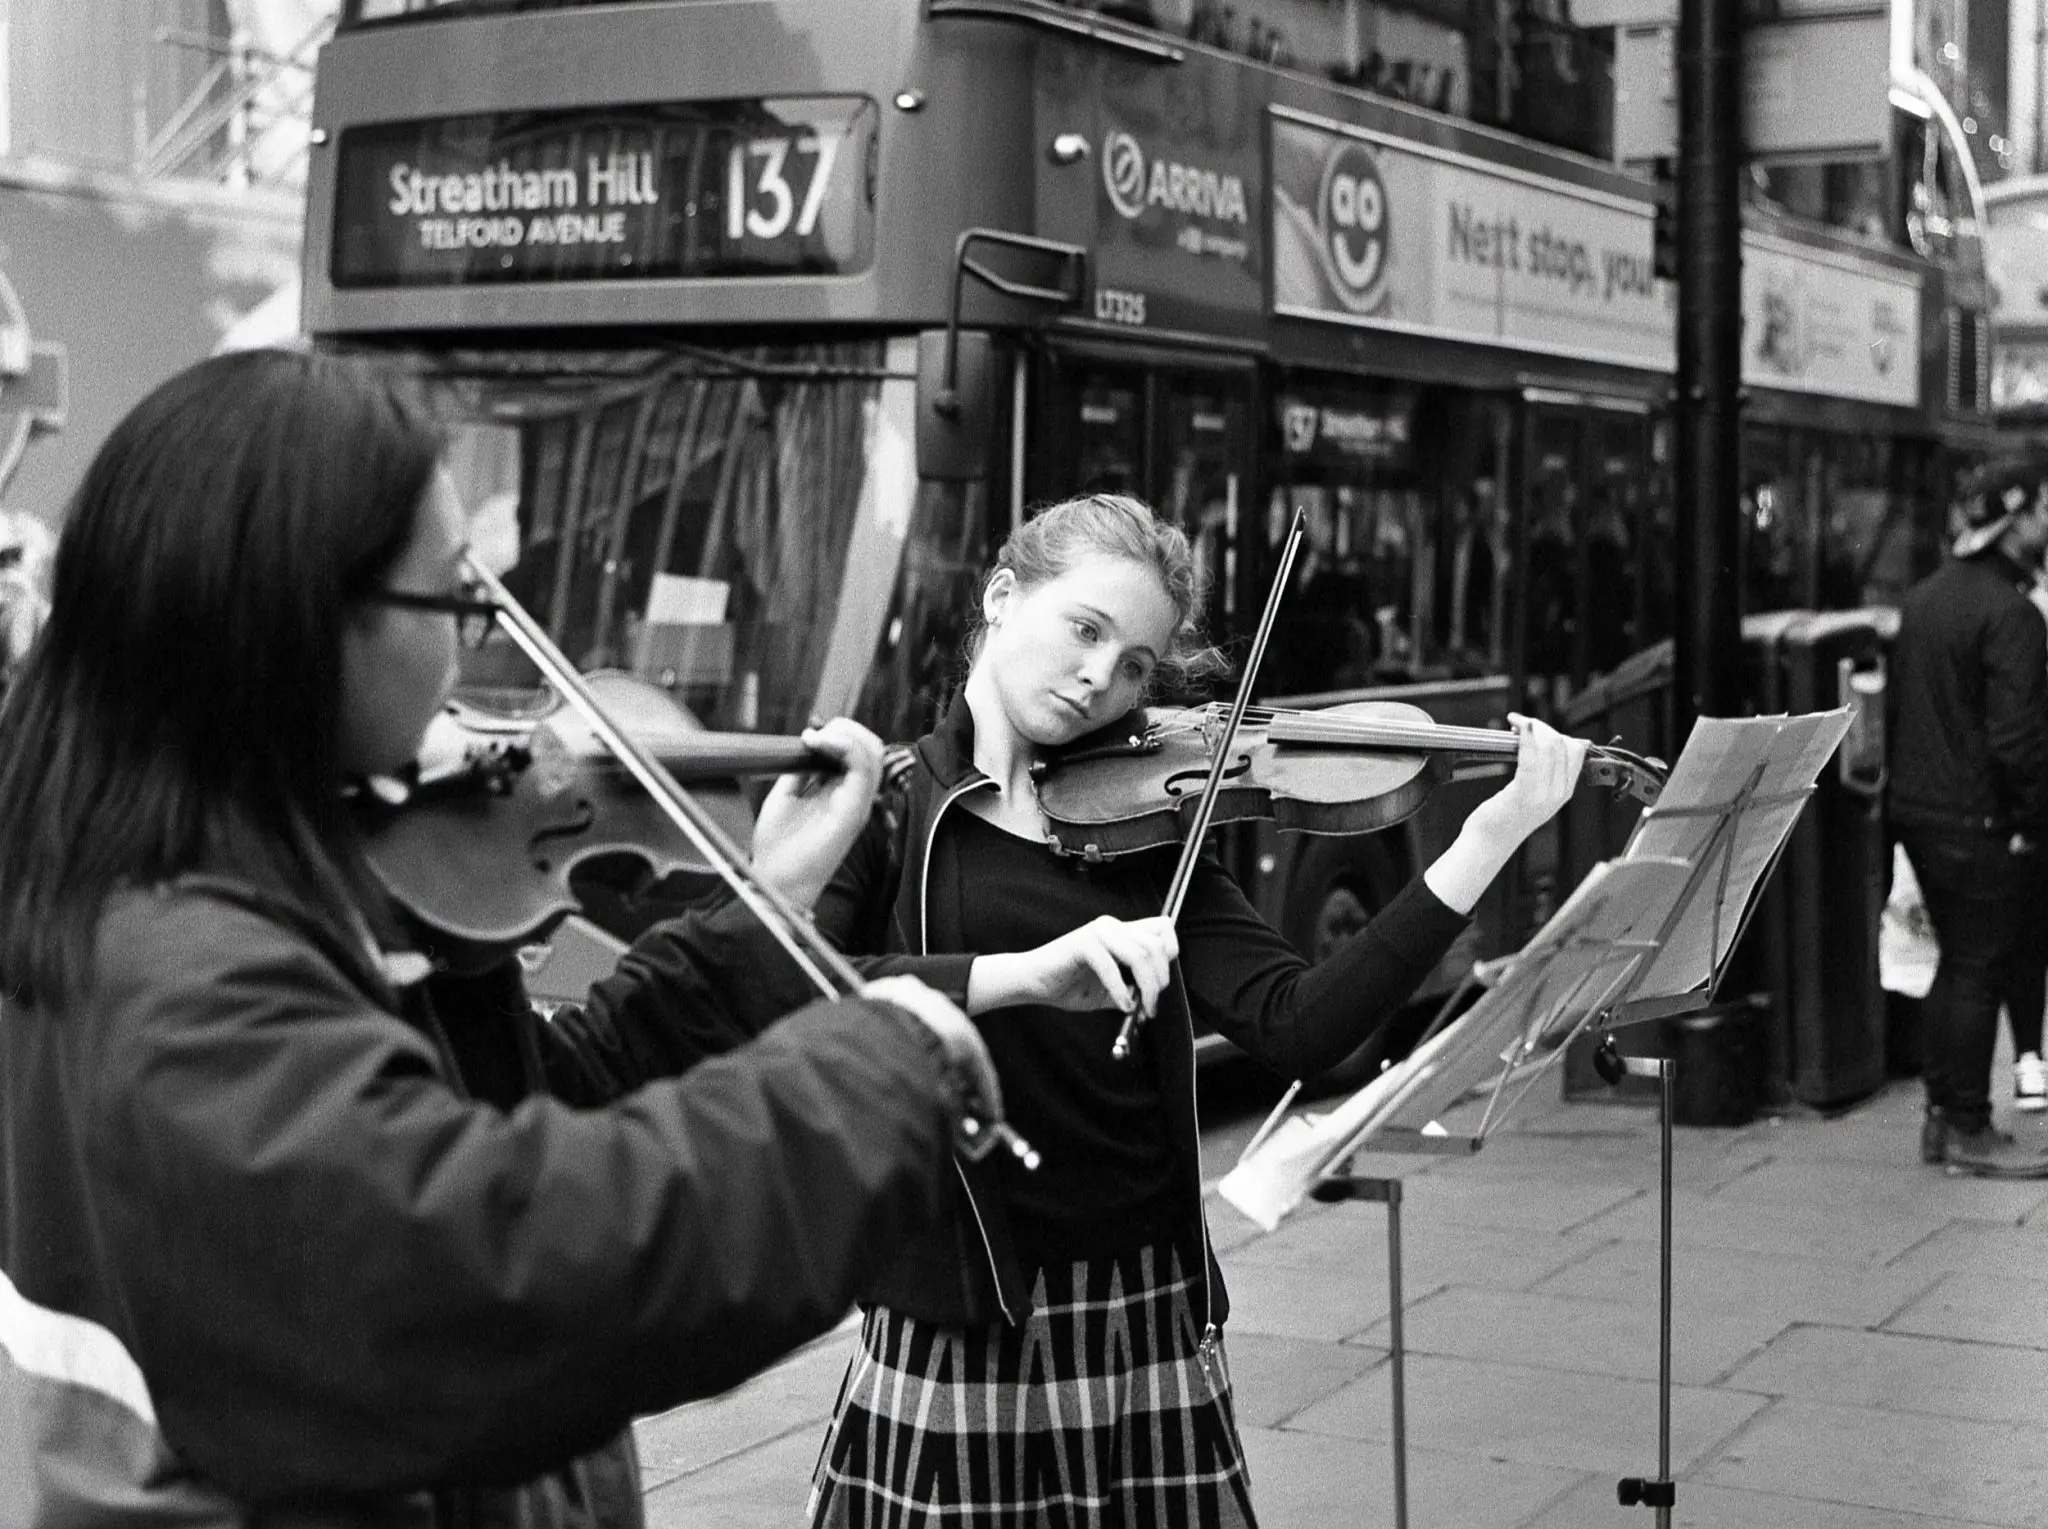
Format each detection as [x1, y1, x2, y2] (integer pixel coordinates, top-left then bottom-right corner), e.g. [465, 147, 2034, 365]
[807, 1240, 1258, 1528]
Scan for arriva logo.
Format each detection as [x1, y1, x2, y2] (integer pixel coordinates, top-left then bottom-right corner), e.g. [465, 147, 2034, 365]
[1100, 127, 1249, 226]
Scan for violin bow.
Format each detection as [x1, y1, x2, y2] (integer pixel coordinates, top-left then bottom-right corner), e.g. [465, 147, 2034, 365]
[1111, 505, 1309, 1060]
[464, 556, 1038, 1169]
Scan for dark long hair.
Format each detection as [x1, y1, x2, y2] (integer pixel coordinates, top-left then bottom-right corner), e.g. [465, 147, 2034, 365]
[0, 349, 441, 1009]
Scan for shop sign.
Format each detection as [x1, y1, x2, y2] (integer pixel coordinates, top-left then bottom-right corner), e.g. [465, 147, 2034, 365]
[1271, 108, 1674, 372]
[1740, 235, 1919, 409]
[1994, 339, 2048, 414]
[1035, 51, 1264, 340]
[1278, 389, 1417, 472]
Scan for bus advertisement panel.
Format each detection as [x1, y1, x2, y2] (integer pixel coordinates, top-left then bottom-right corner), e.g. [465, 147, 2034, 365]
[1269, 107, 1674, 374]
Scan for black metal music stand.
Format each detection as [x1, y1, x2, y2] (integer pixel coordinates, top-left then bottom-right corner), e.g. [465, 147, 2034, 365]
[1290, 713, 1843, 1529]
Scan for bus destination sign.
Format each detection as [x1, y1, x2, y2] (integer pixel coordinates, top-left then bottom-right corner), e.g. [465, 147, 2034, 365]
[331, 96, 876, 288]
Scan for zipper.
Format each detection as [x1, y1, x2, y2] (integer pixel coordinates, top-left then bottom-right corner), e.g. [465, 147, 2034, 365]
[1175, 961, 1224, 1396]
[920, 772, 1020, 1323]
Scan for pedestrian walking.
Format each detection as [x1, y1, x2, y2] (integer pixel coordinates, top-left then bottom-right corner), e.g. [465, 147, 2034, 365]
[1889, 451, 2048, 1174]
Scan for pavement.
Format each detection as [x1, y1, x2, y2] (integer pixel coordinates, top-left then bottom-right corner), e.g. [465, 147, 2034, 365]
[634, 1056, 2048, 1528]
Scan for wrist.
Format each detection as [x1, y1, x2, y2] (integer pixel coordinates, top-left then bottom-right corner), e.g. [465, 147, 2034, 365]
[965, 952, 1024, 1015]
[1422, 816, 1518, 915]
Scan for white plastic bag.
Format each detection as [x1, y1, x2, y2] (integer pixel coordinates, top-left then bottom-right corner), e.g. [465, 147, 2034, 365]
[1880, 843, 1937, 999]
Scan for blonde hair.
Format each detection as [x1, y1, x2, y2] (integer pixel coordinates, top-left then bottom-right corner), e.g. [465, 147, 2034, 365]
[969, 493, 1227, 694]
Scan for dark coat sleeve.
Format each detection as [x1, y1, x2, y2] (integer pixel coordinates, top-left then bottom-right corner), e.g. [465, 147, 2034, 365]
[535, 894, 847, 1103]
[1981, 597, 2048, 833]
[1175, 853, 1471, 1079]
[90, 893, 958, 1504]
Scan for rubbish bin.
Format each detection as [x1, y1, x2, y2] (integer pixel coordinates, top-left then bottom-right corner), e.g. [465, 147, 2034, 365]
[1769, 609, 1891, 1109]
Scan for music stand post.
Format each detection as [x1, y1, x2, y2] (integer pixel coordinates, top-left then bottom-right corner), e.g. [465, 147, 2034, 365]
[1310, 1130, 1480, 1529]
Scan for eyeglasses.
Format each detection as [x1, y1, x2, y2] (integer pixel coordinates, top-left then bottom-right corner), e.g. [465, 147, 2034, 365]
[361, 582, 500, 649]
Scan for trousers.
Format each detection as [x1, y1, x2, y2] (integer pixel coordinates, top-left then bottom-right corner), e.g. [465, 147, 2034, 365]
[1897, 825, 2044, 1129]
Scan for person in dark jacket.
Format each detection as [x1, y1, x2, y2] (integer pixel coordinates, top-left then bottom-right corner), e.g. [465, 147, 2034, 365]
[0, 348, 1007, 1528]
[800, 493, 1585, 1527]
[1889, 451, 2048, 1176]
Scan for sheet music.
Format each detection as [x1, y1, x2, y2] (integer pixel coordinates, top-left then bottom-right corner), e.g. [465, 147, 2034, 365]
[1622, 709, 1853, 998]
[1216, 857, 1695, 1233]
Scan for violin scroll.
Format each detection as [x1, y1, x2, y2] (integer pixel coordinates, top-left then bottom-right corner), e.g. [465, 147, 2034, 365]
[1583, 742, 1668, 807]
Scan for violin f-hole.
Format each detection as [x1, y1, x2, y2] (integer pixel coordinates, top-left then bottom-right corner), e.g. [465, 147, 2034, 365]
[1164, 753, 1252, 800]
[528, 797, 599, 871]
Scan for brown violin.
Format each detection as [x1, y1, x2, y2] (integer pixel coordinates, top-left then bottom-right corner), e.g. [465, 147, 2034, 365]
[353, 670, 844, 952]
[1033, 699, 1667, 862]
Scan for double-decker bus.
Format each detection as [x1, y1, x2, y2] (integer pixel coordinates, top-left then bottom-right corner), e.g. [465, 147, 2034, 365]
[302, 0, 1986, 1067]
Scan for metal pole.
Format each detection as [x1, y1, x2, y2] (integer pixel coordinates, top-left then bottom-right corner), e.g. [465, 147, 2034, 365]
[1671, 0, 1745, 730]
[1658, 1061, 1675, 1529]
[1388, 1181, 1409, 1529]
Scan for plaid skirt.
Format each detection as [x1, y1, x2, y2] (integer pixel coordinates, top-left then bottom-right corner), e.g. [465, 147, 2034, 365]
[807, 1240, 1258, 1528]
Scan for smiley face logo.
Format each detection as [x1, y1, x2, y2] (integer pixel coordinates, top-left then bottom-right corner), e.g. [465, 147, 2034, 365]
[1316, 140, 1391, 314]
[1102, 130, 1147, 221]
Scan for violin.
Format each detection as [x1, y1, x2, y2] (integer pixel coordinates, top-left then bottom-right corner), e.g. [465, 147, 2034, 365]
[353, 671, 836, 953]
[1033, 700, 1668, 862]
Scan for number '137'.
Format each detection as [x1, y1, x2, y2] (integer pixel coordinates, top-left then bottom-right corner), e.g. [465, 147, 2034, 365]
[726, 132, 841, 242]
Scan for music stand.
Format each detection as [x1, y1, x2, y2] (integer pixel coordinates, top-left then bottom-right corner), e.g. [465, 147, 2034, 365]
[1219, 710, 1853, 1529]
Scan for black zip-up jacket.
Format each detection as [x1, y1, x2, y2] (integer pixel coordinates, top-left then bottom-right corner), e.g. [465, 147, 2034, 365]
[802, 697, 1471, 1332]
[0, 875, 961, 1528]
[1888, 549, 2048, 835]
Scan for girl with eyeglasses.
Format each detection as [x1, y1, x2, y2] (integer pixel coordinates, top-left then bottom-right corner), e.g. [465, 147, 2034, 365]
[0, 347, 1001, 1528]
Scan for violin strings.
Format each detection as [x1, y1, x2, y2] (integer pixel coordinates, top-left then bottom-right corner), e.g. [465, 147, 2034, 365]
[1172, 703, 1651, 771]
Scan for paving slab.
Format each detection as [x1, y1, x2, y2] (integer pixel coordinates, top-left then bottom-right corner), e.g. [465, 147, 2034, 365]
[1524, 1473, 2007, 1528]
[636, 1326, 854, 1489]
[1227, 1201, 1593, 1292]
[1239, 1425, 1582, 1529]
[1572, 1184, 1950, 1265]
[1697, 1398, 2048, 1526]
[1536, 1236, 1942, 1329]
[1223, 1254, 1407, 1342]
[1886, 1268, 2048, 1350]
[642, 1422, 819, 1529]
[1706, 1154, 2048, 1225]
[1887, 1219, 2048, 1284]
[1351, 1284, 1788, 1387]
[1391, 1171, 1645, 1236]
[1283, 1352, 1768, 1477]
[1220, 1331, 1384, 1429]
[1721, 1323, 2048, 1427]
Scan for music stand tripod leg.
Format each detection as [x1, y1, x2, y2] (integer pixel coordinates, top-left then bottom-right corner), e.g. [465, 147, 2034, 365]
[1597, 1040, 1678, 1524]
[1308, 1173, 1409, 1529]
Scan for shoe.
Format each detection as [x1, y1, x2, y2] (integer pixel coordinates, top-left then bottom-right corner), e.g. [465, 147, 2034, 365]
[1942, 1121, 2048, 1179]
[2016, 1053, 2047, 1112]
[1921, 1107, 1949, 1165]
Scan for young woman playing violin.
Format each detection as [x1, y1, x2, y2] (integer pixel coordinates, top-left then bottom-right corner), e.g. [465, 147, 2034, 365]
[803, 493, 1587, 1528]
[0, 348, 1007, 1529]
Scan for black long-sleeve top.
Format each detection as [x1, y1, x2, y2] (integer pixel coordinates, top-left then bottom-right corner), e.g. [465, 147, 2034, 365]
[791, 697, 1473, 1328]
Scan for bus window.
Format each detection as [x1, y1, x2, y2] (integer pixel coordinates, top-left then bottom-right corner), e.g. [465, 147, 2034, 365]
[433, 342, 898, 738]
[1072, 371, 1145, 497]
[1159, 382, 1249, 665]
